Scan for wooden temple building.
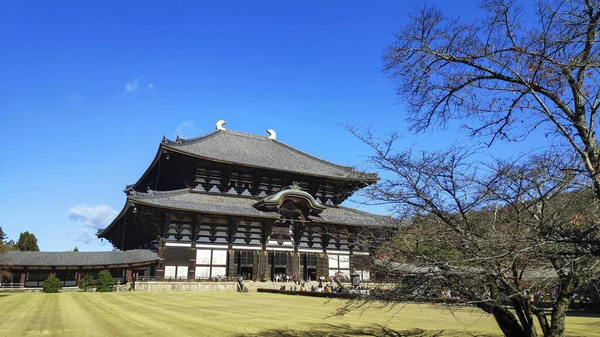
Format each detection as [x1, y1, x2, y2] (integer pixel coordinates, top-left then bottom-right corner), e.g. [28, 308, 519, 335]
[97, 121, 394, 282]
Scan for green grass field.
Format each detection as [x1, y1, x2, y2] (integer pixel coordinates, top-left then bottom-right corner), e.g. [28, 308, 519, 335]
[0, 292, 598, 337]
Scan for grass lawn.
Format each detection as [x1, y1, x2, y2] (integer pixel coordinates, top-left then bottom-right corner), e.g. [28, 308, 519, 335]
[0, 292, 598, 336]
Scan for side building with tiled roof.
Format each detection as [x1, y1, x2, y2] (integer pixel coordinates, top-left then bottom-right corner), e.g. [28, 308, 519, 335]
[97, 120, 395, 282]
[2, 250, 159, 288]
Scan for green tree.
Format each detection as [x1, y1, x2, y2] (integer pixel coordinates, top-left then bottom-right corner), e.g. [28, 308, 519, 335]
[96, 270, 115, 292]
[78, 274, 94, 292]
[73, 247, 79, 252]
[42, 275, 62, 293]
[0, 227, 7, 243]
[0, 227, 9, 281]
[15, 231, 39, 251]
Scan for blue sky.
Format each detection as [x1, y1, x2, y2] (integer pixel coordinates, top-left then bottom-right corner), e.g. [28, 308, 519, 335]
[0, 1, 542, 251]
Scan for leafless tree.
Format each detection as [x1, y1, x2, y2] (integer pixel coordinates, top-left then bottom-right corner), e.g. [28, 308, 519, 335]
[384, 0, 600, 199]
[345, 128, 600, 337]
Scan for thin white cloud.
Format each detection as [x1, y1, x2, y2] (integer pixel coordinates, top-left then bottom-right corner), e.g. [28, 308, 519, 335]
[148, 82, 154, 89]
[124, 80, 139, 94]
[68, 204, 118, 229]
[175, 120, 201, 138]
[70, 229, 97, 244]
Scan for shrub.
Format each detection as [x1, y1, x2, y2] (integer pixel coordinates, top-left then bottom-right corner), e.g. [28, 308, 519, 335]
[42, 275, 62, 293]
[78, 274, 94, 292]
[96, 270, 115, 292]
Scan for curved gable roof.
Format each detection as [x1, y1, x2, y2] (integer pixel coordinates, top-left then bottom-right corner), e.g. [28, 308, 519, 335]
[162, 129, 378, 181]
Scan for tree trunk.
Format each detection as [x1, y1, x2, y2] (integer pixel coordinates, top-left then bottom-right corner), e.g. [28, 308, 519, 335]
[477, 304, 528, 337]
[545, 275, 578, 337]
[545, 296, 570, 337]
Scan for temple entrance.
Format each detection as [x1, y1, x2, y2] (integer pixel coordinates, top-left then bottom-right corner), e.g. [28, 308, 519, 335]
[240, 267, 253, 280]
[236, 251, 254, 280]
[303, 253, 318, 281]
[271, 252, 288, 281]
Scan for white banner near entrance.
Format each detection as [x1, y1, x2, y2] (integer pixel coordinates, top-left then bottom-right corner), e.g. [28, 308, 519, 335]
[176, 266, 188, 279]
[196, 249, 211, 265]
[195, 266, 210, 279]
[211, 250, 227, 265]
[164, 266, 176, 279]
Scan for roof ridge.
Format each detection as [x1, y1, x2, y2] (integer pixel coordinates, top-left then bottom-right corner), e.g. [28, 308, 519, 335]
[335, 205, 392, 219]
[129, 188, 190, 198]
[189, 189, 262, 200]
[165, 128, 374, 175]
[162, 130, 222, 145]
[130, 188, 264, 201]
[164, 129, 268, 145]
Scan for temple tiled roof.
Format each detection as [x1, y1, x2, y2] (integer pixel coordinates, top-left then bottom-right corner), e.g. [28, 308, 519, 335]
[129, 189, 281, 219]
[127, 189, 394, 227]
[311, 206, 396, 227]
[4, 250, 159, 267]
[162, 129, 378, 181]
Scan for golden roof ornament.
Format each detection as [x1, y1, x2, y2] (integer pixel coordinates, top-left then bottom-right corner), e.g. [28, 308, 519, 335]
[216, 120, 227, 130]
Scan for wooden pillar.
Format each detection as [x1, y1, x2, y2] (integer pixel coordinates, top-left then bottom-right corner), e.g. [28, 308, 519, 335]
[319, 226, 331, 279]
[256, 250, 269, 282]
[19, 271, 27, 288]
[155, 211, 170, 280]
[290, 252, 300, 280]
[227, 249, 237, 278]
[189, 215, 202, 281]
[156, 240, 165, 279]
[226, 218, 240, 279]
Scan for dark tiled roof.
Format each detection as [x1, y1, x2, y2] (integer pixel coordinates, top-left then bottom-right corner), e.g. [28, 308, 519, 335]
[4, 250, 158, 267]
[128, 189, 393, 227]
[162, 129, 378, 181]
[314, 206, 397, 227]
[129, 189, 281, 218]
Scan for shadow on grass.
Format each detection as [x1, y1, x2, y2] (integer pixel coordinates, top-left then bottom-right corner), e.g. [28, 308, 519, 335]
[234, 324, 498, 337]
[0, 294, 12, 298]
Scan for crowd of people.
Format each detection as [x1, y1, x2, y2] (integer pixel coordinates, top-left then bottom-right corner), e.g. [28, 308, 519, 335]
[274, 274, 345, 293]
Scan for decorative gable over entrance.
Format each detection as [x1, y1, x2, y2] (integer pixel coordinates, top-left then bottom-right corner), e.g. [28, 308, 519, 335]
[254, 182, 326, 219]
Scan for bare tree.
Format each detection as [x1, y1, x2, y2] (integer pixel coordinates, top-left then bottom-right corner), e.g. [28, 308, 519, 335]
[345, 129, 600, 337]
[384, 0, 600, 198]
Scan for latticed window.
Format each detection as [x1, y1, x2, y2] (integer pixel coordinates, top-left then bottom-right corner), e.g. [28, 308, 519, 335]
[240, 251, 253, 265]
[307, 254, 317, 266]
[273, 252, 287, 265]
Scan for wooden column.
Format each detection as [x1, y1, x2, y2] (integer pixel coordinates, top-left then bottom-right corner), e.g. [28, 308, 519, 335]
[320, 227, 331, 278]
[320, 254, 329, 279]
[188, 215, 203, 280]
[127, 266, 133, 284]
[227, 249, 236, 278]
[226, 218, 240, 278]
[290, 252, 300, 280]
[155, 211, 170, 279]
[257, 250, 269, 282]
[20, 270, 27, 288]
